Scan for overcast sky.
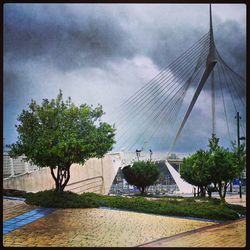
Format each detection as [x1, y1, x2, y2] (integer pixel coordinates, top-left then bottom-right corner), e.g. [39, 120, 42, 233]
[4, 3, 246, 154]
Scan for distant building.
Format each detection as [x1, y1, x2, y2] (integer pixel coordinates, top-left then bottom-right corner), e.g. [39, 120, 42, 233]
[109, 158, 184, 195]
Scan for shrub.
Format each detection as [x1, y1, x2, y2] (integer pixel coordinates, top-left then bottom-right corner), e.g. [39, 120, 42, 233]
[24, 190, 245, 221]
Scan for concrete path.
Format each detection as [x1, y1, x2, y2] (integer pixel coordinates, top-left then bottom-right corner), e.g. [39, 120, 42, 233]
[138, 218, 246, 247]
[3, 198, 215, 247]
[3, 197, 37, 221]
[224, 194, 246, 207]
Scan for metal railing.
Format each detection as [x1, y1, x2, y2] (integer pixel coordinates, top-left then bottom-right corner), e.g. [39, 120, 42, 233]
[3, 153, 40, 178]
[65, 176, 104, 194]
[109, 183, 179, 195]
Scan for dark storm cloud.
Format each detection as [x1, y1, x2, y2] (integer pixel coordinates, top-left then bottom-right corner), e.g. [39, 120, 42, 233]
[4, 4, 135, 72]
[4, 4, 245, 75]
[214, 19, 246, 77]
[3, 70, 32, 147]
[4, 4, 246, 152]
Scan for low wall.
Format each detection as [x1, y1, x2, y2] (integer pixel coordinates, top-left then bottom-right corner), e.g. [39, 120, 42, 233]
[3, 153, 122, 195]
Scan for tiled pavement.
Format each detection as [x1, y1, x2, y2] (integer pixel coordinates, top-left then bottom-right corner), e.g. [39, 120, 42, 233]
[3, 199, 215, 247]
[3, 197, 37, 221]
[225, 194, 246, 207]
[2, 196, 246, 247]
[3, 207, 56, 235]
[138, 218, 246, 247]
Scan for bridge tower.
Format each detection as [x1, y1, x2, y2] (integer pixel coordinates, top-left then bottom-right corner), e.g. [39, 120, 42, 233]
[169, 4, 217, 153]
[112, 4, 245, 155]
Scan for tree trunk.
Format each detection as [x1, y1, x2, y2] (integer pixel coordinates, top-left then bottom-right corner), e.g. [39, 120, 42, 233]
[218, 182, 225, 203]
[222, 182, 228, 199]
[208, 191, 212, 199]
[205, 186, 212, 198]
[140, 187, 145, 196]
[201, 186, 206, 197]
[50, 164, 71, 193]
[229, 181, 232, 192]
[218, 182, 222, 199]
[200, 186, 203, 197]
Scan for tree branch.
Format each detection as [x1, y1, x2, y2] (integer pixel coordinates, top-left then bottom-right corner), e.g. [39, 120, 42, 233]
[50, 167, 57, 183]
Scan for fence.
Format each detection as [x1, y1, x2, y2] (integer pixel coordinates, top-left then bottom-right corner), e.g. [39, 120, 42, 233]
[65, 176, 104, 194]
[3, 153, 40, 178]
[109, 183, 179, 195]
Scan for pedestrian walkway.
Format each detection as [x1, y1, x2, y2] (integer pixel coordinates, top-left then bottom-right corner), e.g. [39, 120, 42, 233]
[3, 207, 56, 235]
[2, 197, 246, 247]
[138, 218, 246, 247]
[225, 194, 246, 207]
[3, 197, 37, 221]
[3, 198, 215, 247]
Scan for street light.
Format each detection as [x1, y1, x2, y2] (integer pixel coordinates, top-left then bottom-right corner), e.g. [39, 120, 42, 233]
[234, 112, 245, 199]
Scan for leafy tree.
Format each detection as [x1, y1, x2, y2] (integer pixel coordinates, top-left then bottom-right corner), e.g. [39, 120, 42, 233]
[180, 150, 212, 197]
[209, 147, 235, 201]
[181, 135, 245, 201]
[8, 90, 116, 193]
[207, 135, 245, 201]
[122, 160, 160, 195]
[231, 142, 246, 177]
[208, 133, 220, 152]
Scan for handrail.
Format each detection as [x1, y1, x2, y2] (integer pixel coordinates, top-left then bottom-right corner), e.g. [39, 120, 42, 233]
[66, 175, 103, 187]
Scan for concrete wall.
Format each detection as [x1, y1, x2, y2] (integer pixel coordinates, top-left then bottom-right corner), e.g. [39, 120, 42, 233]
[3, 153, 122, 195]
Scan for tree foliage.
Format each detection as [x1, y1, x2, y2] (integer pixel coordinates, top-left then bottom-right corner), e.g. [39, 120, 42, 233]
[231, 142, 246, 177]
[180, 150, 212, 197]
[8, 90, 116, 192]
[122, 160, 160, 195]
[209, 147, 235, 200]
[180, 135, 246, 200]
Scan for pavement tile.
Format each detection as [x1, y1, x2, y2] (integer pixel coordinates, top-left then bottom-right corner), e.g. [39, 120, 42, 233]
[138, 218, 246, 248]
[3, 199, 37, 221]
[2, 196, 246, 247]
[3, 208, 216, 247]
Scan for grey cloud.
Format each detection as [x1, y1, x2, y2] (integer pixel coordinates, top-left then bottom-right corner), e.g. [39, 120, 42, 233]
[4, 4, 135, 72]
[4, 4, 246, 75]
[214, 19, 246, 77]
[4, 4, 246, 152]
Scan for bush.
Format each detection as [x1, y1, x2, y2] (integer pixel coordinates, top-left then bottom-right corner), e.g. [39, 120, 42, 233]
[25, 190, 100, 208]
[122, 161, 160, 195]
[24, 190, 245, 221]
[3, 189, 27, 198]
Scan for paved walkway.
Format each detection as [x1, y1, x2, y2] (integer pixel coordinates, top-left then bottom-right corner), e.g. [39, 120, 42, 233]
[138, 218, 246, 247]
[2, 196, 246, 247]
[3, 198, 215, 247]
[3, 197, 37, 221]
[224, 194, 246, 207]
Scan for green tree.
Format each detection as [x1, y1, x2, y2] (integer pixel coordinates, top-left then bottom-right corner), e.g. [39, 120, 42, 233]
[122, 160, 160, 195]
[209, 147, 235, 201]
[8, 90, 116, 193]
[180, 150, 212, 197]
[181, 135, 246, 201]
[208, 133, 220, 152]
[207, 135, 243, 202]
[231, 142, 246, 177]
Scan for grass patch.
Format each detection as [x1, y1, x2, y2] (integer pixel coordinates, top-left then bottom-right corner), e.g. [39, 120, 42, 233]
[24, 190, 245, 221]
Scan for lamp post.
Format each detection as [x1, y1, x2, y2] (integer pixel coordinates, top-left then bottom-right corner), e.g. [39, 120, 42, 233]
[234, 112, 245, 199]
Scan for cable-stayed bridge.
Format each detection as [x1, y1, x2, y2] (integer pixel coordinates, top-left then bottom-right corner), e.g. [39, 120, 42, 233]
[110, 4, 245, 158]
[107, 5, 246, 193]
[4, 5, 245, 195]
